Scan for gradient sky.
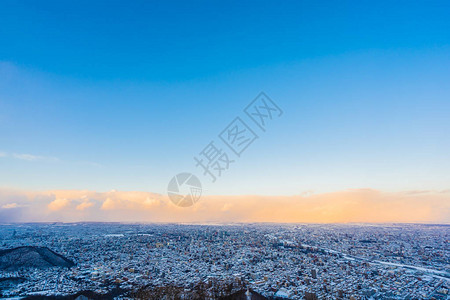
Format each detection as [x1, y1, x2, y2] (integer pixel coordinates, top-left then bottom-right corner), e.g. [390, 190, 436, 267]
[1, 0, 450, 199]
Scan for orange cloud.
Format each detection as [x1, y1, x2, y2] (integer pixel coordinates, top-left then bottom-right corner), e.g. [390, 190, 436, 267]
[0, 188, 448, 224]
[48, 198, 70, 211]
[76, 201, 94, 211]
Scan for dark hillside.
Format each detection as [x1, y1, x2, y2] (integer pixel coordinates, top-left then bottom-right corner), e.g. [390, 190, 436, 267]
[0, 246, 75, 270]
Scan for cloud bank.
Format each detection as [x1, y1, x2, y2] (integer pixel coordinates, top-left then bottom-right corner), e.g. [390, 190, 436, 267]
[0, 188, 448, 224]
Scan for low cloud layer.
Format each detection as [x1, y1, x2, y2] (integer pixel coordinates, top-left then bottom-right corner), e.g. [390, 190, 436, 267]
[0, 188, 448, 224]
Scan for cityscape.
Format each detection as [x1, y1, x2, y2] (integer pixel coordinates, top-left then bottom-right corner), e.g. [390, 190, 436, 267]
[0, 223, 448, 299]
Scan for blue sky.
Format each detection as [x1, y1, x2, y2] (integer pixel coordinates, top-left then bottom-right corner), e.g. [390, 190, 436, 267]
[1, 0, 449, 196]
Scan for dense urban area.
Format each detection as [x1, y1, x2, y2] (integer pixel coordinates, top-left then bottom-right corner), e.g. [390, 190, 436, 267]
[0, 223, 448, 299]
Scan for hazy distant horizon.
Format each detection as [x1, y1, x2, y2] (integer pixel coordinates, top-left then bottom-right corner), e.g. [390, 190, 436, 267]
[2, 221, 449, 225]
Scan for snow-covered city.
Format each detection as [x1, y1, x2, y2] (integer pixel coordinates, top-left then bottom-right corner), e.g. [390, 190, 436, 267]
[0, 223, 448, 299]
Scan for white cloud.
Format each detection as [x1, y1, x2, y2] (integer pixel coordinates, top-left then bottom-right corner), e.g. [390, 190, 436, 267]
[12, 153, 59, 162]
[1, 152, 102, 168]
